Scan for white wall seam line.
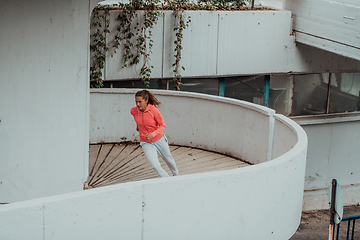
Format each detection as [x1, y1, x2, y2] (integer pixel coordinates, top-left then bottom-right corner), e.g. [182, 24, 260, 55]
[161, 12, 165, 79]
[216, 13, 220, 76]
[268, 113, 275, 161]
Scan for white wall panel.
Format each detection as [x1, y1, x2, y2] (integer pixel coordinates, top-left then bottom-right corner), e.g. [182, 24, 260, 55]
[299, 121, 360, 190]
[43, 185, 143, 240]
[287, 0, 360, 49]
[292, 115, 360, 210]
[292, 43, 360, 74]
[0, 0, 96, 203]
[328, 122, 360, 185]
[90, 92, 138, 143]
[0, 202, 43, 240]
[217, 10, 295, 75]
[295, 32, 360, 62]
[302, 124, 332, 190]
[163, 11, 219, 78]
[90, 93, 106, 142]
[286, 0, 360, 60]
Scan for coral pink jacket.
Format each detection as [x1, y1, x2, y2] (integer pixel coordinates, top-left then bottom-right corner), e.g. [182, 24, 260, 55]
[130, 104, 165, 143]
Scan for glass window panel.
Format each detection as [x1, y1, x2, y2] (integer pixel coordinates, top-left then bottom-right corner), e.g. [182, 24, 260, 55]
[101, 72, 360, 116]
[224, 75, 265, 103]
[103, 79, 167, 89]
[269, 75, 292, 116]
[338, 73, 360, 97]
[168, 78, 219, 96]
[328, 73, 360, 113]
[292, 74, 329, 116]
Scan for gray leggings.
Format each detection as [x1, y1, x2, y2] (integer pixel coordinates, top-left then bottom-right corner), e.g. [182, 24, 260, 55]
[140, 135, 179, 177]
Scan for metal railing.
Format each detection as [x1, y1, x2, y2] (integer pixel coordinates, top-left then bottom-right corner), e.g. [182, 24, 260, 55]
[329, 179, 359, 240]
[332, 215, 360, 240]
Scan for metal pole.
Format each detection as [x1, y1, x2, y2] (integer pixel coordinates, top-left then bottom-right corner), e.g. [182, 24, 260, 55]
[251, 0, 254, 10]
[329, 179, 337, 240]
[263, 75, 270, 107]
[330, 179, 336, 224]
[326, 73, 332, 114]
[219, 78, 225, 97]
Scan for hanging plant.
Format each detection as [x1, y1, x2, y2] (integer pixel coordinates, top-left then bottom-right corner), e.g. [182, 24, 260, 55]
[90, 6, 111, 88]
[139, 9, 162, 86]
[90, 1, 161, 88]
[89, 0, 255, 89]
[172, 11, 191, 90]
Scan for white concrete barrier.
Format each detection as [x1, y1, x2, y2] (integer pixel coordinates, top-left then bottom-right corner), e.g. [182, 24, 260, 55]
[90, 89, 276, 163]
[0, 89, 307, 240]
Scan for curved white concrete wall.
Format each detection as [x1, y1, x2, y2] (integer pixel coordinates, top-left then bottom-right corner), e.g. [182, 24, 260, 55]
[1, 89, 307, 240]
[272, 114, 299, 159]
[91, 89, 276, 163]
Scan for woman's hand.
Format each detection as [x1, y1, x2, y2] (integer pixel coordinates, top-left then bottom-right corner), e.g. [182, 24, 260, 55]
[146, 133, 153, 140]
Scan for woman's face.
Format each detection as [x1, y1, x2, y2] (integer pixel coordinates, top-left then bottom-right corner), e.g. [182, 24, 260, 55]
[135, 96, 148, 112]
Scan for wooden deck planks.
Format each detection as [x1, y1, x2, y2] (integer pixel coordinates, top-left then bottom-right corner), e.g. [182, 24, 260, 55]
[86, 143, 251, 188]
[91, 145, 144, 187]
[88, 144, 101, 175]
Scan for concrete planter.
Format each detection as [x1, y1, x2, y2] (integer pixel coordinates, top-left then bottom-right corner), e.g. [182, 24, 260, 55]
[92, 9, 295, 80]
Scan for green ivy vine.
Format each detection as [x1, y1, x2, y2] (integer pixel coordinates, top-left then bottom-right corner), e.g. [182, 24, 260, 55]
[90, 6, 111, 88]
[172, 11, 191, 90]
[90, 0, 253, 89]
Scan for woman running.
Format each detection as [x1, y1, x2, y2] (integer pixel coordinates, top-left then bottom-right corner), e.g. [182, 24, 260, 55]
[130, 90, 179, 177]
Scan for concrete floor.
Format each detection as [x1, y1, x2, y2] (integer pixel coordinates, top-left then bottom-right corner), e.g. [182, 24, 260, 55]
[290, 205, 360, 240]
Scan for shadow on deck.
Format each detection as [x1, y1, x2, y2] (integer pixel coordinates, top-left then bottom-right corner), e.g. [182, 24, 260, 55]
[86, 142, 251, 188]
